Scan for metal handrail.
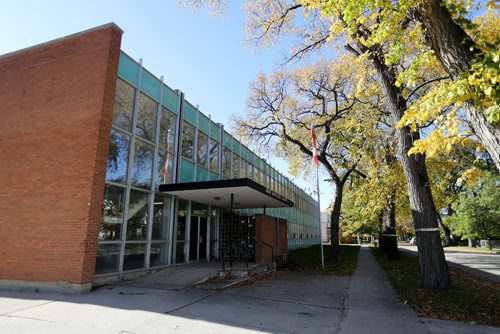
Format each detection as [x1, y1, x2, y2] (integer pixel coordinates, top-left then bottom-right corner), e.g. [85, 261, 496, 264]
[261, 241, 274, 263]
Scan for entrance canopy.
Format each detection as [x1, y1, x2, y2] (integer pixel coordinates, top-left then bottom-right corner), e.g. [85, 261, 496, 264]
[159, 178, 294, 209]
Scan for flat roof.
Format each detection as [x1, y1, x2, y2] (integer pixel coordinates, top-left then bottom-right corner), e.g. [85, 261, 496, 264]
[159, 178, 294, 209]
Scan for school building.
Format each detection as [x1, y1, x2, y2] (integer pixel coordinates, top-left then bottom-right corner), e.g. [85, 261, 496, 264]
[0, 23, 320, 293]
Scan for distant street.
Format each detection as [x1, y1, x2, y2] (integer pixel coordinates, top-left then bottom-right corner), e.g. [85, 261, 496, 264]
[399, 245, 500, 281]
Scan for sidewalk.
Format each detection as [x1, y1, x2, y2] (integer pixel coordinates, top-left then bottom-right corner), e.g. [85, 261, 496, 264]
[340, 246, 498, 334]
[0, 247, 498, 333]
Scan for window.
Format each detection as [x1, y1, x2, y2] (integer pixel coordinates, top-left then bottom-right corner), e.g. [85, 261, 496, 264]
[197, 130, 208, 166]
[222, 148, 231, 178]
[100, 184, 125, 241]
[181, 122, 195, 160]
[156, 149, 173, 185]
[241, 159, 247, 178]
[247, 164, 252, 181]
[126, 190, 150, 240]
[150, 242, 169, 267]
[112, 79, 135, 132]
[95, 244, 120, 275]
[152, 195, 170, 240]
[106, 130, 130, 184]
[232, 154, 239, 178]
[209, 139, 219, 172]
[131, 139, 154, 189]
[158, 107, 176, 151]
[135, 93, 157, 142]
[123, 243, 146, 270]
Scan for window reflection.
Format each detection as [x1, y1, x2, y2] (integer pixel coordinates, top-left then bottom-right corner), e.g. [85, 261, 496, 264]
[232, 154, 239, 178]
[100, 184, 125, 241]
[197, 131, 208, 166]
[150, 242, 168, 267]
[126, 190, 150, 240]
[209, 139, 219, 172]
[241, 160, 247, 178]
[156, 149, 173, 185]
[152, 196, 170, 240]
[95, 244, 120, 274]
[181, 122, 195, 160]
[135, 93, 157, 142]
[123, 243, 146, 270]
[106, 130, 130, 184]
[112, 79, 135, 132]
[131, 139, 154, 189]
[223, 148, 231, 178]
[177, 200, 187, 241]
[159, 107, 176, 151]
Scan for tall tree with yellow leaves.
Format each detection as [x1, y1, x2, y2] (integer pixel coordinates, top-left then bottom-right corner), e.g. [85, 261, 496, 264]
[234, 56, 376, 262]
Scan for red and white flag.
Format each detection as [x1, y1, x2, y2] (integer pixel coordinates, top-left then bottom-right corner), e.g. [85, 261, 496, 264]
[311, 118, 319, 167]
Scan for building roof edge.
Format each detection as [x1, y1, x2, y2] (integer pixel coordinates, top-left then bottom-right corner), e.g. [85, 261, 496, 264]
[0, 23, 123, 60]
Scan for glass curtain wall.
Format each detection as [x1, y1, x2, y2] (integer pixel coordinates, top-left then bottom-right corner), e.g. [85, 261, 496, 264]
[97, 51, 320, 277]
[96, 53, 178, 276]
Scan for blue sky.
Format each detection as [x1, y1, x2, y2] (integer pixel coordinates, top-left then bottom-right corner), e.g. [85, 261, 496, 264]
[1, 0, 333, 210]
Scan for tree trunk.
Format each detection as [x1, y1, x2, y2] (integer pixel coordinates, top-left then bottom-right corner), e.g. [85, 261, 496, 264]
[439, 219, 451, 247]
[329, 183, 343, 262]
[367, 49, 452, 288]
[383, 190, 399, 259]
[468, 237, 475, 247]
[417, 0, 500, 170]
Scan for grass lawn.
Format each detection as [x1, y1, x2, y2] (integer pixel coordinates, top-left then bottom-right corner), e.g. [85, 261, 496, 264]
[372, 247, 500, 327]
[287, 244, 360, 276]
[446, 246, 500, 254]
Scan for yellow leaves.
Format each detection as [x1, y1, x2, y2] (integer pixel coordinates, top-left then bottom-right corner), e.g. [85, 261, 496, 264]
[457, 166, 483, 184]
[405, 106, 467, 159]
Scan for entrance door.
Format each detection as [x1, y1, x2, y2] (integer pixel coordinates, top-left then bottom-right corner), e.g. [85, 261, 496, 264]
[189, 216, 208, 261]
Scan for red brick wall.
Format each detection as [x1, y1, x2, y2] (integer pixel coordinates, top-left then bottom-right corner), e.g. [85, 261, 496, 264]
[255, 215, 288, 263]
[0, 24, 122, 288]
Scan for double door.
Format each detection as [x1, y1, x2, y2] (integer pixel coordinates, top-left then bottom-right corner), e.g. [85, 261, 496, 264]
[189, 216, 208, 261]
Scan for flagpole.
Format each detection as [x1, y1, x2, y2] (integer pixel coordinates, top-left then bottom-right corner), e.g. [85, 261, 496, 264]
[316, 163, 325, 270]
[311, 116, 325, 270]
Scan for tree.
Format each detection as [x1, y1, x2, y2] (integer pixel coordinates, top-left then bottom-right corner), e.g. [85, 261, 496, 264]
[234, 56, 372, 262]
[444, 172, 500, 249]
[243, 0, 451, 287]
[181, 0, 456, 288]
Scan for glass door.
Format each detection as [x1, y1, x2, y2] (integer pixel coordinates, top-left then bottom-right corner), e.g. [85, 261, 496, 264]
[189, 216, 209, 261]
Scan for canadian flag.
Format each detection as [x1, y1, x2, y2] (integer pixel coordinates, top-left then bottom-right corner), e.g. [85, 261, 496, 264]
[311, 118, 319, 167]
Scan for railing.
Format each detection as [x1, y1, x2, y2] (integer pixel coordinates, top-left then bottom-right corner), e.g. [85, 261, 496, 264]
[261, 241, 274, 263]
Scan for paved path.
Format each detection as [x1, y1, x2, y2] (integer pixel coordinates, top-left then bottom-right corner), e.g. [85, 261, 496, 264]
[0, 247, 498, 333]
[399, 245, 500, 282]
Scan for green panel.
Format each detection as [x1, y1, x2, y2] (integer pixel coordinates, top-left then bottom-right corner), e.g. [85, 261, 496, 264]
[260, 159, 265, 170]
[232, 139, 240, 153]
[180, 159, 194, 183]
[209, 171, 219, 181]
[210, 121, 221, 140]
[196, 166, 208, 181]
[183, 102, 197, 125]
[162, 85, 179, 112]
[118, 52, 139, 86]
[223, 131, 232, 149]
[199, 113, 209, 133]
[141, 70, 161, 101]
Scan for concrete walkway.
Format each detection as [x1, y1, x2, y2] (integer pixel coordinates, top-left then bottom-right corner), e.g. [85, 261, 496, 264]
[0, 247, 498, 333]
[339, 246, 427, 333]
[341, 246, 498, 334]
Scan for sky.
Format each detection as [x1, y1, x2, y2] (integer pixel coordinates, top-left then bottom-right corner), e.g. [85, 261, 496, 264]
[1, 0, 334, 210]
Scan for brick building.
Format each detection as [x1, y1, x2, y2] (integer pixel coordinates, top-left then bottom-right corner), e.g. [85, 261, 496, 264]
[0, 24, 320, 293]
